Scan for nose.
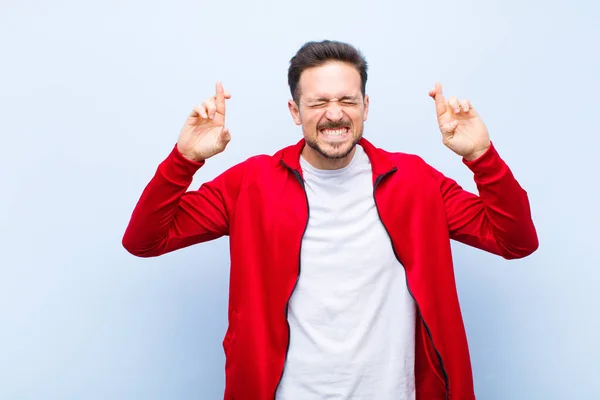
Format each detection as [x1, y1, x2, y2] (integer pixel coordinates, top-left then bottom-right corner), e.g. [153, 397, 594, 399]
[325, 101, 344, 122]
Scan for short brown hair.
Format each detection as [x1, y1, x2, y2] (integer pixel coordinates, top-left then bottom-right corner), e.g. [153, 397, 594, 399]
[288, 40, 368, 103]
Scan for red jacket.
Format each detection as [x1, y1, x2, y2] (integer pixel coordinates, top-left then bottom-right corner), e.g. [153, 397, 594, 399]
[122, 138, 538, 400]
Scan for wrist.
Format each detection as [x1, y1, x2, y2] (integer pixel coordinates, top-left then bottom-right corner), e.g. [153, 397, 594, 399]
[176, 143, 205, 164]
[463, 144, 491, 162]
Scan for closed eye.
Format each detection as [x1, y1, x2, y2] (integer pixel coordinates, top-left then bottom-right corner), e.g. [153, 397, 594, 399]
[307, 99, 360, 108]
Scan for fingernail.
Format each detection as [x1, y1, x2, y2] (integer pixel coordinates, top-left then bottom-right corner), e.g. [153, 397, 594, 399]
[454, 108, 460, 113]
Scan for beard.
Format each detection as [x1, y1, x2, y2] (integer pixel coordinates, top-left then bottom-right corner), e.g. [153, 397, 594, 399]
[304, 120, 363, 160]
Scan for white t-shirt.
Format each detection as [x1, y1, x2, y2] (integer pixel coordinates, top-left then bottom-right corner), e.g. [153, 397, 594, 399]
[276, 144, 416, 400]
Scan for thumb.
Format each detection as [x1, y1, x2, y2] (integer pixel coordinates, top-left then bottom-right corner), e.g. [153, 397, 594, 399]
[218, 127, 232, 147]
[440, 120, 459, 136]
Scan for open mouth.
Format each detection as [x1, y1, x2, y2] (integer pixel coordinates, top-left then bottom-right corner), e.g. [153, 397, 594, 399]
[320, 127, 350, 140]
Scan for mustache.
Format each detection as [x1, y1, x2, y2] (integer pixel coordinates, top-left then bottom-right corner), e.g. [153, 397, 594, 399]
[317, 121, 351, 130]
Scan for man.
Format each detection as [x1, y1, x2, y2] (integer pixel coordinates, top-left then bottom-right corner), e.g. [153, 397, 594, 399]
[122, 40, 538, 400]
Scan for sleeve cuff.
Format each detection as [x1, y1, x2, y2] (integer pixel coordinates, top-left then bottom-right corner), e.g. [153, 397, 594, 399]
[462, 142, 508, 180]
[463, 141, 497, 167]
[158, 144, 206, 185]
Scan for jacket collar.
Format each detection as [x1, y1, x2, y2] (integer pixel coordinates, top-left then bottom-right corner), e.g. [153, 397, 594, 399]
[279, 137, 396, 177]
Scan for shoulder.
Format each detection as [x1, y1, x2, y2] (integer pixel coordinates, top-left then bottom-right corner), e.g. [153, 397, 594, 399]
[362, 139, 430, 169]
[219, 145, 293, 184]
[377, 147, 426, 165]
[361, 140, 442, 183]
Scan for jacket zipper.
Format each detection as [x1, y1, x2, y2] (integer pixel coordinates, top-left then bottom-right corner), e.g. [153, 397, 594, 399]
[273, 163, 449, 399]
[274, 161, 310, 399]
[373, 169, 450, 400]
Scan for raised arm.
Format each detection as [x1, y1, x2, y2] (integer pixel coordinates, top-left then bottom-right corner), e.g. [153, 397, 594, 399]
[122, 82, 241, 257]
[427, 83, 538, 259]
[427, 145, 538, 259]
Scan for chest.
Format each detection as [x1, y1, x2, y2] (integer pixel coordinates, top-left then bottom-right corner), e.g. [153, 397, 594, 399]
[301, 171, 396, 274]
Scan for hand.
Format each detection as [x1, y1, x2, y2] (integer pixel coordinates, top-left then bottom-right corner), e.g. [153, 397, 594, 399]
[177, 81, 232, 162]
[429, 83, 490, 161]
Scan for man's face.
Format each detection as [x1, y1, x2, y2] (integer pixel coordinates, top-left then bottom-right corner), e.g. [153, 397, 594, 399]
[289, 61, 369, 168]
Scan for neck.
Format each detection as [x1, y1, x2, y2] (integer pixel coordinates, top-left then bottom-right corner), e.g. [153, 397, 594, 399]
[301, 145, 357, 170]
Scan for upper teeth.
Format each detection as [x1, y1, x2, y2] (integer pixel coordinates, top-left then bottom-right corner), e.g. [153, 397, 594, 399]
[322, 129, 346, 136]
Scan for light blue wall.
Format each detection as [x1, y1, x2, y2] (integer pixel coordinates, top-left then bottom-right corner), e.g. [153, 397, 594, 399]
[1, 1, 598, 399]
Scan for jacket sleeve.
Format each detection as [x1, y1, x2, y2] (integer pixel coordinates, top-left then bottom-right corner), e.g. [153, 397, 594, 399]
[427, 142, 539, 259]
[122, 144, 244, 257]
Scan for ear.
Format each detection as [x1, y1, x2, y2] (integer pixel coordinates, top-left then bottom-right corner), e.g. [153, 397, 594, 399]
[288, 99, 302, 126]
[363, 94, 370, 122]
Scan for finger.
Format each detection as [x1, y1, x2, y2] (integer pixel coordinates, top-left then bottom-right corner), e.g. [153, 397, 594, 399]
[448, 96, 461, 114]
[216, 81, 226, 115]
[430, 82, 447, 117]
[440, 120, 459, 135]
[459, 99, 471, 113]
[192, 104, 209, 120]
[203, 98, 217, 119]
[224, 90, 232, 99]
